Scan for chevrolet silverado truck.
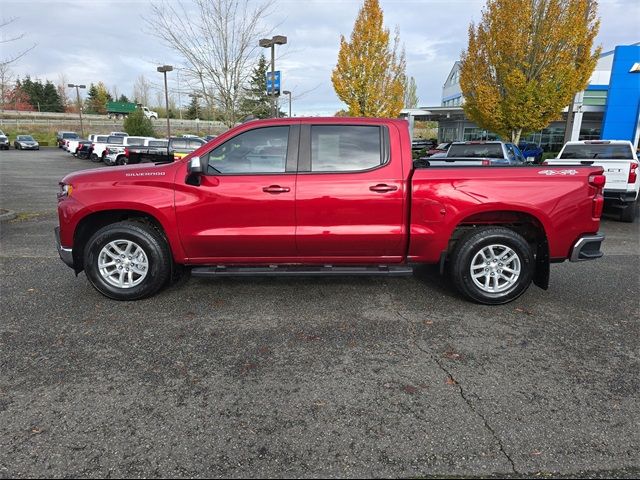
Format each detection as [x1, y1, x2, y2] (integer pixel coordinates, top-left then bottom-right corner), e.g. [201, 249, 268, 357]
[55, 118, 606, 304]
[544, 140, 639, 222]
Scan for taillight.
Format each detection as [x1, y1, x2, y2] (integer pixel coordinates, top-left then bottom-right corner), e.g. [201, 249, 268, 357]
[589, 174, 605, 219]
[629, 162, 638, 184]
[124, 148, 129, 158]
[481, 159, 491, 166]
[588, 174, 606, 188]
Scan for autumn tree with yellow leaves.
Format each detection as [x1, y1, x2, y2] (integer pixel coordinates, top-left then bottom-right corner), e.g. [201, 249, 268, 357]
[332, 0, 406, 117]
[460, 0, 600, 144]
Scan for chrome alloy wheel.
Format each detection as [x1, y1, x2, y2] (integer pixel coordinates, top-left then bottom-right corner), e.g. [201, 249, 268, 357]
[470, 244, 521, 294]
[97, 240, 149, 289]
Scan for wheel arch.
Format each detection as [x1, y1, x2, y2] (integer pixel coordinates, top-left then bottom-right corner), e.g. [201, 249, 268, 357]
[445, 209, 550, 290]
[72, 209, 181, 273]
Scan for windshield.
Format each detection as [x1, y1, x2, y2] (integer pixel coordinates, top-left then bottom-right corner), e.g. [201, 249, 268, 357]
[63, 133, 79, 139]
[18, 135, 34, 141]
[448, 143, 504, 158]
[560, 144, 633, 160]
[0, 130, 5, 136]
[435, 143, 450, 150]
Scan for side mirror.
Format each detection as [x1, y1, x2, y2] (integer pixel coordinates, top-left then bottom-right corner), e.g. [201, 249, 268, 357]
[186, 156, 204, 186]
[188, 156, 203, 174]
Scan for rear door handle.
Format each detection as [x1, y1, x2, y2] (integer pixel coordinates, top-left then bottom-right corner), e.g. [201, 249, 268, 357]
[369, 184, 398, 193]
[263, 185, 291, 194]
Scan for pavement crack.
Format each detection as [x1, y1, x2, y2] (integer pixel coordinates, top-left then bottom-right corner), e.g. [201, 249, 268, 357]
[396, 310, 518, 474]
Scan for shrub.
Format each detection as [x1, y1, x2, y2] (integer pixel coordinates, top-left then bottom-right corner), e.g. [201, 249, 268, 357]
[123, 108, 155, 137]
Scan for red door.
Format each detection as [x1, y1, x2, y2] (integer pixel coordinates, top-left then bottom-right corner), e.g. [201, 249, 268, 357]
[294, 123, 406, 262]
[175, 125, 298, 262]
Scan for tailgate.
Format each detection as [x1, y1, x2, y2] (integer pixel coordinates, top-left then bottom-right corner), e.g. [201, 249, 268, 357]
[545, 158, 630, 191]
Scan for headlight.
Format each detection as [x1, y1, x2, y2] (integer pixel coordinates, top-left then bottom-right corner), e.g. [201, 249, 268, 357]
[58, 183, 73, 198]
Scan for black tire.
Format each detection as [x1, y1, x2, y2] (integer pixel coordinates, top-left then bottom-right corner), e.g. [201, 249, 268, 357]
[449, 227, 535, 305]
[83, 220, 172, 300]
[90, 153, 101, 163]
[620, 199, 638, 223]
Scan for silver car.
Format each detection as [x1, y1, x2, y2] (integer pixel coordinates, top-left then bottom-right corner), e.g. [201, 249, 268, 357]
[14, 135, 40, 150]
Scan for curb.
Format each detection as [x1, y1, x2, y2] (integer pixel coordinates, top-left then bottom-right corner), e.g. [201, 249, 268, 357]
[0, 209, 17, 223]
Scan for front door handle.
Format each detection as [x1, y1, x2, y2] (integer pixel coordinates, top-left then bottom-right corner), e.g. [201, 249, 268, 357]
[263, 185, 291, 194]
[369, 184, 398, 193]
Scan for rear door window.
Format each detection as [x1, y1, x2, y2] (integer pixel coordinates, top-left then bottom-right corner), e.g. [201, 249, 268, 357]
[310, 125, 383, 172]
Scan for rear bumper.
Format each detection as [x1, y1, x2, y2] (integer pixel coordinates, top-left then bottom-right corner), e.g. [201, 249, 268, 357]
[604, 189, 637, 204]
[570, 233, 605, 262]
[55, 227, 74, 269]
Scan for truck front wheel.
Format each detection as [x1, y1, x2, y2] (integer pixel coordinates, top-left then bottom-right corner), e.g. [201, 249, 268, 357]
[83, 221, 172, 300]
[449, 227, 534, 305]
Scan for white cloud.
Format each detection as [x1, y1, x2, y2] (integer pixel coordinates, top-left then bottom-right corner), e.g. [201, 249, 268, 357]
[3, 0, 638, 115]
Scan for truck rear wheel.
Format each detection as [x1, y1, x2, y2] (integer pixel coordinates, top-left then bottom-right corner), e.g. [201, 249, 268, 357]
[83, 221, 171, 300]
[449, 227, 534, 305]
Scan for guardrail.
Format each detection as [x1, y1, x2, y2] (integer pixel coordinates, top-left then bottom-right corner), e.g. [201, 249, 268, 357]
[0, 110, 227, 129]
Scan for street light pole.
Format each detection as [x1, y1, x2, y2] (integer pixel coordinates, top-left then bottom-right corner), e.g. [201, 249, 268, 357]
[157, 65, 174, 139]
[259, 35, 287, 118]
[68, 83, 86, 137]
[282, 90, 292, 117]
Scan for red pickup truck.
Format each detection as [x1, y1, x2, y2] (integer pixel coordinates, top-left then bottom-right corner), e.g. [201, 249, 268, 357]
[55, 117, 605, 304]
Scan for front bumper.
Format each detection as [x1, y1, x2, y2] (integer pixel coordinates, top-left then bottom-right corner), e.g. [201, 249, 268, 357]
[55, 227, 74, 268]
[570, 233, 605, 262]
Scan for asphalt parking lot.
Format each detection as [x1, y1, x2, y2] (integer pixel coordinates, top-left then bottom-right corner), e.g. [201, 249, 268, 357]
[1, 149, 639, 478]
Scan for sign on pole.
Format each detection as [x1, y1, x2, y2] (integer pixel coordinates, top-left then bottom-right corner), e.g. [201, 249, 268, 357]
[266, 71, 281, 96]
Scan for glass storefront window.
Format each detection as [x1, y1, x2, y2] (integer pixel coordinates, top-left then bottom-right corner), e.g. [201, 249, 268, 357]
[583, 90, 607, 106]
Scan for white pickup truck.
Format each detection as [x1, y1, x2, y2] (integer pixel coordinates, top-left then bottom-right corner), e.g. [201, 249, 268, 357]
[545, 140, 639, 222]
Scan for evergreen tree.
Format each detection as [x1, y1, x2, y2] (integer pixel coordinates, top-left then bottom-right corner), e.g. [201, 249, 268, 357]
[123, 107, 155, 136]
[186, 95, 201, 120]
[43, 81, 64, 112]
[16, 76, 64, 112]
[85, 82, 113, 114]
[239, 54, 278, 119]
[118, 94, 130, 103]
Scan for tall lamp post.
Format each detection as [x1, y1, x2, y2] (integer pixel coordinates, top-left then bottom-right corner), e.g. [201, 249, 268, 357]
[282, 90, 292, 117]
[157, 65, 173, 138]
[259, 35, 287, 118]
[68, 83, 86, 137]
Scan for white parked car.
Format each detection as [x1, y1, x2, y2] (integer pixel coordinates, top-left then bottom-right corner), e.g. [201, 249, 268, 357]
[545, 140, 639, 222]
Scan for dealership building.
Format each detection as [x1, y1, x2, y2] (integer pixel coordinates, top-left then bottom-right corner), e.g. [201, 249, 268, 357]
[404, 43, 640, 151]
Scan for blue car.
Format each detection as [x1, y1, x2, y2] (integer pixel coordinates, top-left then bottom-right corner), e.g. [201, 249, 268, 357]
[518, 142, 544, 164]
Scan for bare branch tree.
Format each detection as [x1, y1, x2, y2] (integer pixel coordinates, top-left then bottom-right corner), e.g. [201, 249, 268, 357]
[0, 17, 36, 68]
[0, 17, 36, 111]
[146, 0, 274, 126]
[132, 74, 152, 106]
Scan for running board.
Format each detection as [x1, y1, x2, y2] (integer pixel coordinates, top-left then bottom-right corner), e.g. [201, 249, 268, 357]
[191, 265, 414, 278]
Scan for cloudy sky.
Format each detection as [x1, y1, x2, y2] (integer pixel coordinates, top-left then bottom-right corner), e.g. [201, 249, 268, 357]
[3, 0, 639, 115]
